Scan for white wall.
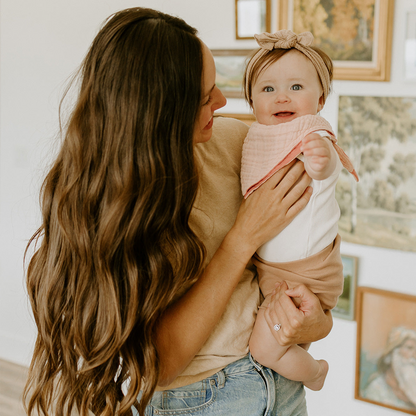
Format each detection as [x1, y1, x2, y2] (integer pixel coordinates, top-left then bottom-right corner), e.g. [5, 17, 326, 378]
[0, 1, 415, 415]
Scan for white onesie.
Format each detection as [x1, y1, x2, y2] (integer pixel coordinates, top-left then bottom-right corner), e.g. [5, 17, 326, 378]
[257, 131, 342, 262]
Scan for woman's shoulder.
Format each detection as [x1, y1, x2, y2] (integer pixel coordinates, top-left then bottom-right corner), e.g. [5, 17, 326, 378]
[194, 116, 249, 177]
[210, 116, 249, 152]
[212, 115, 249, 137]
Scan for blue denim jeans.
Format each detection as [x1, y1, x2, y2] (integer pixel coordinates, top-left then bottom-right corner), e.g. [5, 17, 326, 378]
[133, 354, 307, 416]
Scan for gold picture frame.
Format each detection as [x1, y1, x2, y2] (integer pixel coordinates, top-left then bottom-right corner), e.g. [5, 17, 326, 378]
[277, 0, 395, 81]
[355, 287, 416, 414]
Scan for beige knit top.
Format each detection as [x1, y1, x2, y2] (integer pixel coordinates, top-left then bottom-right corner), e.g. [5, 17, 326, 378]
[159, 116, 260, 390]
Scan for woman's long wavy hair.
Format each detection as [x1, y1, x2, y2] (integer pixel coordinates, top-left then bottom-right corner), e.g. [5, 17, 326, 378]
[24, 8, 206, 416]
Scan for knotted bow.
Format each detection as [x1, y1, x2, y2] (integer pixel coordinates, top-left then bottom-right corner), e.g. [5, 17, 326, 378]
[254, 30, 314, 50]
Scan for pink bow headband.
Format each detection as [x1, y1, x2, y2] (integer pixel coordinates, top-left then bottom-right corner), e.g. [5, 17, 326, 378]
[245, 29, 331, 103]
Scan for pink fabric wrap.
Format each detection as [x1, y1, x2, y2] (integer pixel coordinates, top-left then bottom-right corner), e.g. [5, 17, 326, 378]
[241, 115, 359, 198]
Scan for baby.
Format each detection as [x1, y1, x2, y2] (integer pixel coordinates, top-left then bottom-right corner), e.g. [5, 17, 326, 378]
[241, 30, 358, 391]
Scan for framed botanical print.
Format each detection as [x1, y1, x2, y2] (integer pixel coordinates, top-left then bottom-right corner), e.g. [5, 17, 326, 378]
[277, 0, 395, 81]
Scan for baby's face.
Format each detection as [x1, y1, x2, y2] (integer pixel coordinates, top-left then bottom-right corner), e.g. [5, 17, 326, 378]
[251, 50, 324, 125]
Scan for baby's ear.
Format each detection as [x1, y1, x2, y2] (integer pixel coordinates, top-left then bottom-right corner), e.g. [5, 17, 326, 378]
[317, 95, 325, 112]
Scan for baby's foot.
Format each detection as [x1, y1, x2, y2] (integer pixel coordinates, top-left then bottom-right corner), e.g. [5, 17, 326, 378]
[304, 360, 329, 391]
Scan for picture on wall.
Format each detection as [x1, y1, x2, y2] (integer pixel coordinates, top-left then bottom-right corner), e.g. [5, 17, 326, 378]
[211, 49, 254, 98]
[355, 287, 416, 414]
[336, 95, 416, 253]
[277, 0, 395, 81]
[332, 255, 358, 321]
[235, 0, 271, 39]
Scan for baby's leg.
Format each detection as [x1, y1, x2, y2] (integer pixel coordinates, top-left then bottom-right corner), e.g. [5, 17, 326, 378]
[249, 300, 328, 391]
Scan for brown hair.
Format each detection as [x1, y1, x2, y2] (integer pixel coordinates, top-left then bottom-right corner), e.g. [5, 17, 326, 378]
[24, 7, 205, 416]
[243, 46, 333, 106]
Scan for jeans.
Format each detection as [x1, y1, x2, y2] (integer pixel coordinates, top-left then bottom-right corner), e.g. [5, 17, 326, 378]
[133, 354, 307, 416]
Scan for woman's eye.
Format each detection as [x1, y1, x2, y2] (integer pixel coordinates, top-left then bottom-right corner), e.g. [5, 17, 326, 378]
[291, 84, 302, 91]
[263, 86, 274, 92]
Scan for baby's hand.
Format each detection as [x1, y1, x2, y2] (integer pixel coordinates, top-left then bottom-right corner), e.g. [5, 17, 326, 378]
[301, 133, 335, 180]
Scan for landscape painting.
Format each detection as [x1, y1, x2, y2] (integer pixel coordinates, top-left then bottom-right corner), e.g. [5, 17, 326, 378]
[336, 96, 416, 253]
[211, 49, 253, 98]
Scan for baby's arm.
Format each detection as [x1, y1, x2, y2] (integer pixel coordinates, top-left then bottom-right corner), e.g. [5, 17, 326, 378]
[301, 132, 338, 180]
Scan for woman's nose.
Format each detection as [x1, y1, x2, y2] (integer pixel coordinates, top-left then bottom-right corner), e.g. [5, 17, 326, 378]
[213, 86, 227, 111]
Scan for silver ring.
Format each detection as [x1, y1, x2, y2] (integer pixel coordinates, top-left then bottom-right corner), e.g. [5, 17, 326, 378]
[273, 323, 281, 332]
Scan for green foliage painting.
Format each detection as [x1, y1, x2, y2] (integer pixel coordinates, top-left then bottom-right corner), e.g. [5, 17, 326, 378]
[336, 96, 416, 252]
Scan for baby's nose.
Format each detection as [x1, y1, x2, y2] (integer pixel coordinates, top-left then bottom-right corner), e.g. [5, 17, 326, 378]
[275, 93, 290, 103]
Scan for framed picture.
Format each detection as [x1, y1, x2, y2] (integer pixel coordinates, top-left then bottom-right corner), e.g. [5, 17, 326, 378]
[355, 287, 416, 414]
[235, 0, 271, 39]
[277, 0, 395, 81]
[336, 95, 416, 253]
[332, 255, 358, 321]
[405, 10, 416, 81]
[211, 49, 254, 98]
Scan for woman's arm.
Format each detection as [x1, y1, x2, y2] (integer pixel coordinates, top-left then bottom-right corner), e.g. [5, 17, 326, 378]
[155, 160, 312, 386]
[264, 282, 333, 346]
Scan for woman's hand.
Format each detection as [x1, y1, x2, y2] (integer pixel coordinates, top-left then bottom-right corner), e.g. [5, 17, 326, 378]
[264, 281, 333, 346]
[230, 159, 312, 259]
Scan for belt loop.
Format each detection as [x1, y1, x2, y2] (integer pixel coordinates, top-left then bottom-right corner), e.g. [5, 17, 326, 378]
[249, 352, 263, 372]
[216, 369, 226, 389]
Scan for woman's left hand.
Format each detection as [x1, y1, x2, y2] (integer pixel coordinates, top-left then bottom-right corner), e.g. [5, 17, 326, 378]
[263, 281, 333, 346]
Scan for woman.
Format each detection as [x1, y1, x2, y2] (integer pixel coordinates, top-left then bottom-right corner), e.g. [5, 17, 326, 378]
[24, 8, 332, 416]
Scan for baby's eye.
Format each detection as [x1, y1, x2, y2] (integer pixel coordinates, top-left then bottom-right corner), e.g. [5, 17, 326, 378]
[291, 84, 302, 91]
[263, 86, 274, 92]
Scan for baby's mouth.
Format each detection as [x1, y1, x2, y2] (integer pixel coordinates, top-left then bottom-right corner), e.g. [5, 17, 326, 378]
[274, 112, 294, 117]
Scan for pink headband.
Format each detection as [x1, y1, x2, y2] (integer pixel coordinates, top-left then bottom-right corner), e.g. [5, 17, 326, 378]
[245, 29, 331, 102]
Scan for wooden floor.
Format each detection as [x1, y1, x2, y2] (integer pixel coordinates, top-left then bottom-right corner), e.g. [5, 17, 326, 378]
[0, 359, 28, 416]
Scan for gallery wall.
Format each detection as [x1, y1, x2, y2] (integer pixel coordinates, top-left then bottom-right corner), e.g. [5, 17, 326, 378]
[0, 1, 415, 415]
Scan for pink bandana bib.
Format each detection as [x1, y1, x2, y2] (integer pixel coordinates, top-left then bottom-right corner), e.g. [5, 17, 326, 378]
[241, 115, 359, 198]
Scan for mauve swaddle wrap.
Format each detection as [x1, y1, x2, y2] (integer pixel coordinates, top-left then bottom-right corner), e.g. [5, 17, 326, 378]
[241, 115, 359, 198]
[254, 234, 344, 310]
